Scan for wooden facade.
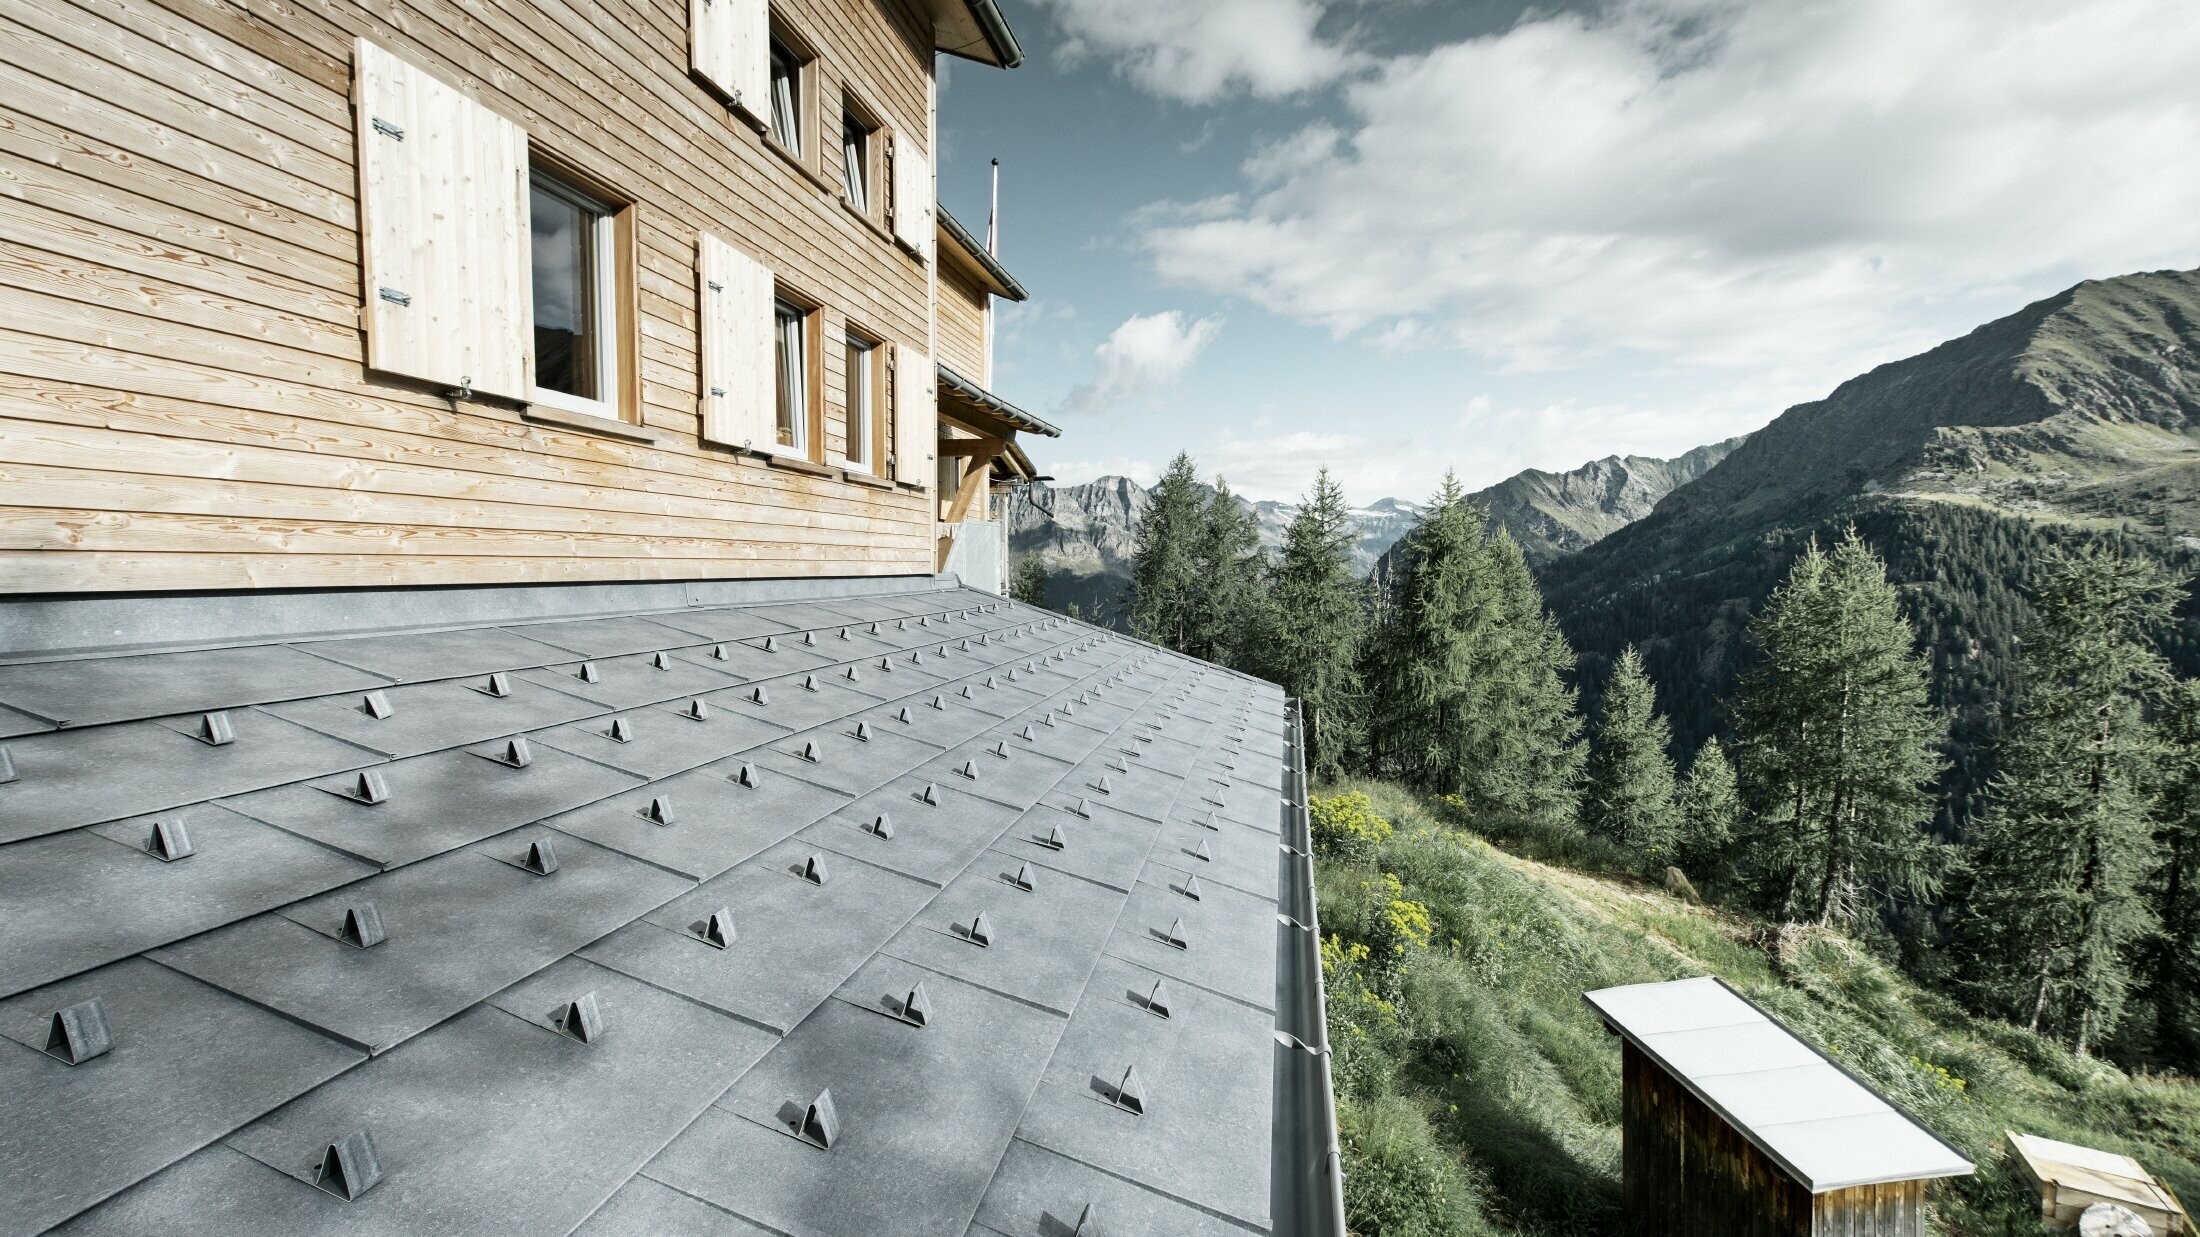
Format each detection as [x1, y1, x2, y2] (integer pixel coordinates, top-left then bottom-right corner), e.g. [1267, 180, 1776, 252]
[1623, 1044, 1929, 1237]
[0, 0, 1015, 593]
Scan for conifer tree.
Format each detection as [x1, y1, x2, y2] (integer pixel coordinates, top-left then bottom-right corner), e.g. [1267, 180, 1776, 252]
[1009, 555, 1048, 607]
[1266, 469, 1366, 779]
[2145, 679, 2200, 1072]
[1584, 646, 1678, 854]
[1366, 474, 1582, 822]
[1733, 529, 1943, 928]
[1127, 453, 1204, 651]
[1186, 476, 1268, 667]
[1957, 545, 2175, 1055]
[1673, 737, 1742, 883]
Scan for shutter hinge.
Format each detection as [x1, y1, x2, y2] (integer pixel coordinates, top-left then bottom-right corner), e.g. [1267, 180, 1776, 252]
[710, 386, 727, 397]
[371, 117, 404, 141]
[377, 287, 412, 306]
[708, 281, 724, 292]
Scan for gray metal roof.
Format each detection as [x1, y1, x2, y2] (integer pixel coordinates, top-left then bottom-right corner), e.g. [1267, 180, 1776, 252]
[1584, 976, 1975, 1193]
[0, 582, 1312, 1236]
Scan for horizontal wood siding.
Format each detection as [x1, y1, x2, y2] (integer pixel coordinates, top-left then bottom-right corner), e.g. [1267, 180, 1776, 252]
[936, 263, 987, 384]
[0, 0, 940, 592]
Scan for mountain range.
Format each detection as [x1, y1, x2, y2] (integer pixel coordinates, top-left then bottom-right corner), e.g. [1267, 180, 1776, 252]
[1004, 438, 1744, 619]
[1543, 266, 2200, 821]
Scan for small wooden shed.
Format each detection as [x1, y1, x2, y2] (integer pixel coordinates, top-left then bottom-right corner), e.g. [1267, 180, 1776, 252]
[1586, 976, 1974, 1237]
[2009, 1131, 2190, 1234]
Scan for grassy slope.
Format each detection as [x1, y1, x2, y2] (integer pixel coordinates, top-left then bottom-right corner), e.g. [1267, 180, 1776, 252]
[1316, 781, 2200, 1237]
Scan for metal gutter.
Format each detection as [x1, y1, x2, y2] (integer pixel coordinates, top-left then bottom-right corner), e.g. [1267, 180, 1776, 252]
[936, 363, 1062, 438]
[964, 0, 1023, 69]
[936, 206, 1029, 302]
[1273, 697, 1349, 1237]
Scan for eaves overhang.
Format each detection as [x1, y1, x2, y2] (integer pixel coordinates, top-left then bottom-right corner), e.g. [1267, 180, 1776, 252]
[937, 206, 1029, 302]
[935, 0, 1024, 69]
[938, 362, 1061, 438]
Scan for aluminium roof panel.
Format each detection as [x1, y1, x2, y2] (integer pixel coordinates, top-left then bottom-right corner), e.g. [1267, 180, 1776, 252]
[1149, 817, 1281, 902]
[260, 673, 607, 759]
[0, 701, 50, 738]
[291, 625, 582, 683]
[61, 957, 773, 1237]
[150, 830, 689, 1054]
[580, 836, 935, 1034]
[1584, 976, 1973, 1190]
[644, 957, 1064, 1237]
[0, 956, 362, 1237]
[702, 670, 884, 732]
[530, 703, 790, 780]
[748, 724, 941, 796]
[515, 651, 748, 712]
[0, 645, 388, 729]
[575, 1176, 781, 1236]
[543, 756, 850, 882]
[0, 710, 378, 843]
[0, 804, 375, 998]
[218, 739, 641, 870]
[880, 848, 1128, 1015]
[644, 606, 804, 643]
[796, 776, 1025, 888]
[496, 615, 710, 659]
[1012, 953, 1275, 1228]
[1102, 861, 1279, 1012]
[969, 1138, 1257, 1237]
[994, 797, 1164, 894]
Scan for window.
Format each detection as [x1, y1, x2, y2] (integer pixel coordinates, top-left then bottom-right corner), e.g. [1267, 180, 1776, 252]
[774, 298, 810, 453]
[768, 39, 801, 155]
[842, 333, 878, 472]
[841, 110, 871, 213]
[529, 169, 622, 419]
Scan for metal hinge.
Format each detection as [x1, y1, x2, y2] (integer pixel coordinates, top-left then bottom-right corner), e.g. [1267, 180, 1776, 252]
[371, 117, 404, 141]
[708, 280, 724, 292]
[710, 386, 726, 397]
[377, 287, 411, 307]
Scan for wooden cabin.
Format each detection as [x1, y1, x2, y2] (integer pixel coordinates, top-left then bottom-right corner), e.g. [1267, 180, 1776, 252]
[1586, 976, 1973, 1237]
[2010, 1131, 2191, 1234]
[0, 0, 1049, 595]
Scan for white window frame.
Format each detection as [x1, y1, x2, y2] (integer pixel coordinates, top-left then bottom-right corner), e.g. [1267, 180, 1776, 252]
[768, 39, 801, 156]
[841, 112, 869, 213]
[774, 297, 810, 456]
[527, 170, 622, 422]
[840, 332, 877, 475]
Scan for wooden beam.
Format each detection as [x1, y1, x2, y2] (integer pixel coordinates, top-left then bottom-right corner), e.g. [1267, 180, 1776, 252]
[939, 435, 1006, 458]
[943, 453, 991, 524]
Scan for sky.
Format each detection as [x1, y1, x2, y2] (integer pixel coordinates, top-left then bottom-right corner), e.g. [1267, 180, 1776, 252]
[936, 0, 2200, 506]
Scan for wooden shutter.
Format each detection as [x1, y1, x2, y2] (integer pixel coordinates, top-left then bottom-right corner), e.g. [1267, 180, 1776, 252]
[353, 39, 531, 401]
[893, 343, 935, 489]
[697, 231, 775, 450]
[890, 132, 932, 261]
[689, 0, 768, 124]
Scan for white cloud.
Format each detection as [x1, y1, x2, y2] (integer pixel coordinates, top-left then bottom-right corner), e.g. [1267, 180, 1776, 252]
[1061, 311, 1224, 415]
[1204, 428, 1420, 503]
[1044, 455, 1163, 488]
[1033, 0, 1364, 103]
[1142, 0, 2200, 407]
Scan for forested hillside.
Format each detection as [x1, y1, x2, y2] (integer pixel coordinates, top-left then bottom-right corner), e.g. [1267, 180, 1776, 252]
[1543, 269, 2200, 825]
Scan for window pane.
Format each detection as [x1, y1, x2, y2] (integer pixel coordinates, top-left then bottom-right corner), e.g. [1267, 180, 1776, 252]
[776, 302, 805, 450]
[842, 116, 867, 211]
[530, 182, 598, 400]
[845, 337, 871, 465]
[770, 45, 800, 154]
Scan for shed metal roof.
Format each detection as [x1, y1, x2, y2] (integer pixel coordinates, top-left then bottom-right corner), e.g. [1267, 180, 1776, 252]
[1584, 976, 1974, 1193]
[0, 582, 1311, 1236]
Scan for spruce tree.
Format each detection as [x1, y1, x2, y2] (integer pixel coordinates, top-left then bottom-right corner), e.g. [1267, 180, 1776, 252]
[2145, 679, 2200, 1072]
[1266, 469, 1366, 779]
[1957, 545, 2175, 1055]
[1127, 453, 1204, 651]
[1009, 555, 1048, 607]
[1584, 646, 1678, 854]
[1186, 476, 1268, 668]
[1365, 475, 1582, 822]
[1733, 529, 1944, 928]
[1673, 737, 1742, 884]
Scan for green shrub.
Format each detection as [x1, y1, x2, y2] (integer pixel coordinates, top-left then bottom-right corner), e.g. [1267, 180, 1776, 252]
[1312, 790, 1394, 867]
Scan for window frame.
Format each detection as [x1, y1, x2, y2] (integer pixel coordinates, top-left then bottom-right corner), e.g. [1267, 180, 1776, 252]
[524, 159, 636, 426]
[770, 289, 823, 461]
[764, 18, 817, 167]
[839, 328, 884, 475]
[840, 95, 882, 225]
